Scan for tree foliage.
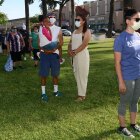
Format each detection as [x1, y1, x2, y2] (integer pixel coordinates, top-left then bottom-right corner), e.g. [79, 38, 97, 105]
[0, 0, 4, 6]
[0, 12, 8, 25]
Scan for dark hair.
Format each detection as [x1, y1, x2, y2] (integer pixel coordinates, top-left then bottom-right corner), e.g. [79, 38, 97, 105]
[124, 9, 139, 21]
[31, 25, 38, 32]
[76, 14, 88, 33]
[38, 15, 45, 22]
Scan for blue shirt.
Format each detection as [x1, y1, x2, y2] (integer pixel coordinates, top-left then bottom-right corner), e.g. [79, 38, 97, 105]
[114, 31, 140, 80]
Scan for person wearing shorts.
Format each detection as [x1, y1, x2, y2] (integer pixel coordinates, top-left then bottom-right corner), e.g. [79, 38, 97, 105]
[39, 13, 63, 101]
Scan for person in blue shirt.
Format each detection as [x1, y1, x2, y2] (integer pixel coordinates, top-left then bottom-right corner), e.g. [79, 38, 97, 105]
[114, 9, 140, 138]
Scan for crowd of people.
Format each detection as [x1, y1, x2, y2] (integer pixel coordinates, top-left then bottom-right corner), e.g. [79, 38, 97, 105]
[1, 6, 140, 139]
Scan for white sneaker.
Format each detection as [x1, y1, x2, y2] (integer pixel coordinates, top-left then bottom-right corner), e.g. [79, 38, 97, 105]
[24, 57, 27, 61]
[30, 56, 34, 60]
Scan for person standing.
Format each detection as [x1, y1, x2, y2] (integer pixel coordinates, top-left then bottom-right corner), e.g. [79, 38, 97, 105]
[68, 7, 91, 101]
[114, 9, 140, 138]
[0, 31, 7, 55]
[29, 25, 40, 67]
[39, 14, 63, 101]
[7, 26, 25, 69]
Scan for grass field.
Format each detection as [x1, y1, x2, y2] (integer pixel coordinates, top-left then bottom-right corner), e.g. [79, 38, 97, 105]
[0, 37, 140, 140]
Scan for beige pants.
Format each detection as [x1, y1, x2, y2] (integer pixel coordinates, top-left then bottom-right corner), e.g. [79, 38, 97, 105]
[73, 48, 89, 96]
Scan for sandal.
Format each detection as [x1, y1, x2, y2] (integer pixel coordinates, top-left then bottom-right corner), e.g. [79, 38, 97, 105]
[75, 96, 85, 102]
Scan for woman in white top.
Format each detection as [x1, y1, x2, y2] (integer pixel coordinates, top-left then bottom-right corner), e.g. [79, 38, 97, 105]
[68, 7, 91, 101]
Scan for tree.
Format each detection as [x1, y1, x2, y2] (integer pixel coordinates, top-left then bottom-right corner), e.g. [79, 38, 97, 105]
[39, 0, 48, 16]
[0, 0, 4, 6]
[71, 0, 75, 31]
[46, 0, 70, 27]
[0, 12, 8, 25]
[24, 0, 35, 50]
[106, 0, 114, 38]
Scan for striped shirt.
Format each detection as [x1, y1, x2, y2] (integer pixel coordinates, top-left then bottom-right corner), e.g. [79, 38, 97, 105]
[7, 33, 22, 52]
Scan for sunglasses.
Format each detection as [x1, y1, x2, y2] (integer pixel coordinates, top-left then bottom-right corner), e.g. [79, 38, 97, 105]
[129, 18, 140, 22]
[75, 19, 80, 22]
[134, 18, 140, 22]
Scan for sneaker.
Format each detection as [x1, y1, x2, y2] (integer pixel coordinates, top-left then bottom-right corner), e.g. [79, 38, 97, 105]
[41, 94, 48, 101]
[118, 127, 135, 138]
[30, 56, 34, 60]
[53, 91, 62, 97]
[24, 57, 27, 61]
[131, 124, 140, 133]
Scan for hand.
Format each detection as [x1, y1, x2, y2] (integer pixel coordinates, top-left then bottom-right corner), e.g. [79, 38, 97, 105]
[119, 80, 126, 94]
[68, 50, 75, 57]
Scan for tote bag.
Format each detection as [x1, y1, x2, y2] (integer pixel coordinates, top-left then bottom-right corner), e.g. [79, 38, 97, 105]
[4, 55, 13, 72]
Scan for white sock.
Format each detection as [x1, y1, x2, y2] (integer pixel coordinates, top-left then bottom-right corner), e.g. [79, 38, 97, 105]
[54, 85, 58, 92]
[41, 86, 46, 94]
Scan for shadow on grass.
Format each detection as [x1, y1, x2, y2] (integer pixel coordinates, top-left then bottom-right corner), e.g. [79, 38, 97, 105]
[77, 129, 117, 140]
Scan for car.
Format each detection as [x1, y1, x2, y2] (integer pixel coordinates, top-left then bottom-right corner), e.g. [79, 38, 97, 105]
[99, 28, 116, 36]
[62, 29, 71, 36]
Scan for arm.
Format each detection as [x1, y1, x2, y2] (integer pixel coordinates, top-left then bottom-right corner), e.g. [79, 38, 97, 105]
[29, 37, 33, 50]
[58, 29, 63, 59]
[67, 38, 74, 57]
[114, 52, 126, 93]
[74, 29, 91, 55]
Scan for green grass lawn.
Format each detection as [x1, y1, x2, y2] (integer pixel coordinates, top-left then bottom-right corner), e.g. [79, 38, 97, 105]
[0, 37, 140, 140]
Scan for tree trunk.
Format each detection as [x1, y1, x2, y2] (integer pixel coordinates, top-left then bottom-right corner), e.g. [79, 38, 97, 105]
[59, 5, 63, 27]
[42, 0, 47, 16]
[25, 0, 29, 49]
[106, 0, 114, 38]
[71, 0, 75, 32]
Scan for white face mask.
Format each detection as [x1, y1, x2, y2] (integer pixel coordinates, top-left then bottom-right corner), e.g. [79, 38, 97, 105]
[75, 21, 81, 28]
[49, 18, 56, 25]
[131, 20, 140, 30]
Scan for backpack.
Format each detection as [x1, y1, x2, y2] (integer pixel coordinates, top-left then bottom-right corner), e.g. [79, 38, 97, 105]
[4, 55, 13, 72]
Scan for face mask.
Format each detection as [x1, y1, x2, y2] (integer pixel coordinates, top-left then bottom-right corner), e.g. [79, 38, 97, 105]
[75, 21, 81, 28]
[49, 18, 56, 25]
[11, 29, 17, 33]
[34, 30, 38, 33]
[131, 21, 140, 31]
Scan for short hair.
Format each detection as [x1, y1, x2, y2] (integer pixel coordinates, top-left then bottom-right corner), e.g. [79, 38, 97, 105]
[38, 15, 44, 22]
[124, 9, 139, 20]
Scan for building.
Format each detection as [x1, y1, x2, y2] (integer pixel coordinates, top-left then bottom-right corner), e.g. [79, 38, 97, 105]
[1, 0, 140, 31]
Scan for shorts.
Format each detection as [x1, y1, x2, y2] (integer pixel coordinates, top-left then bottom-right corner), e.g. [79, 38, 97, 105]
[33, 49, 40, 60]
[42, 41, 58, 51]
[39, 52, 60, 77]
[10, 51, 22, 62]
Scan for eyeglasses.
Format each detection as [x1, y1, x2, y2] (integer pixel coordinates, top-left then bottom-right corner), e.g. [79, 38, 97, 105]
[75, 19, 80, 22]
[131, 18, 140, 22]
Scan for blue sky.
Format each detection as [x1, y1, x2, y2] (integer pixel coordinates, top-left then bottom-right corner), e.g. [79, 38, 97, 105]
[0, 0, 91, 20]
